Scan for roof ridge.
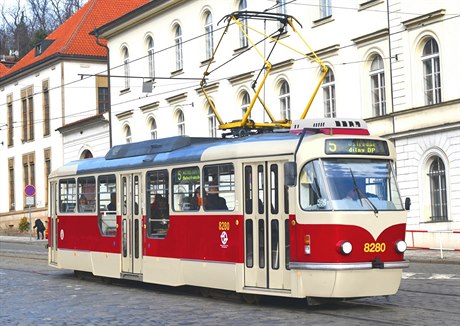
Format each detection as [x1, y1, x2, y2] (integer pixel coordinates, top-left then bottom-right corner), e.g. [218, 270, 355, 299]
[60, 0, 97, 53]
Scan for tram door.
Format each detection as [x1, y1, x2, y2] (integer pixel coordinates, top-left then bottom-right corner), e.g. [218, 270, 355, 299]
[49, 181, 58, 264]
[121, 174, 143, 275]
[243, 162, 290, 290]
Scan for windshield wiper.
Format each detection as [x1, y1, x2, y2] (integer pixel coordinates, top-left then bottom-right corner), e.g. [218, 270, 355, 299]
[349, 169, 379, 215]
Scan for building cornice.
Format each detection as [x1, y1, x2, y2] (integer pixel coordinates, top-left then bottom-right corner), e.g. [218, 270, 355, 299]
[352, 28, 388, 47]
[0, 54, 106, 86]
[402, 9, 445, 30]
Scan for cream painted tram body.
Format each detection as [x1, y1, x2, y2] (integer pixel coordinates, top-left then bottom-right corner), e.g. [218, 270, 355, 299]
[47, 118, 408, 301]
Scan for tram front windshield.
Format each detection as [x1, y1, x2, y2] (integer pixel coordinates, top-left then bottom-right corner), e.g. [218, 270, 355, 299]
[299, 158, 403, 211]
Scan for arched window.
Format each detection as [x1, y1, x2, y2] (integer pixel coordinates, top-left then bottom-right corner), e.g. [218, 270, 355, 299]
[428, 156, 448, 221]
[241, 91, 251, 118]
[207, 105, 217, 137]
[147, 36, 155, 79]
[177, 110, 185, 135]
[370, 55, 386, 116]
[422, 38, 441, 105]
[238, 0, 248, 48]
[80, 150, 93, 159]
[150, 118, 157, 140]
[122, 47, 130, 90]
[279, 80, 291, 120]
[205, 12, 214, 60]
[174, 25, 183, 71]
[322, 67, 336, 118]
[124, 125, 132, 144]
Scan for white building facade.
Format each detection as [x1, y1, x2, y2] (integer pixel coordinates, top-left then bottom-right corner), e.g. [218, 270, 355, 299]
[1, 0, 458, 248]
[96, 0, 459, 248]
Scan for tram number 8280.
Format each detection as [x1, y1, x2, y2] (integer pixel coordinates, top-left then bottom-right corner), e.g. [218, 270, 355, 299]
[363, 242, 386, 253]
[218, 221, 230, 231]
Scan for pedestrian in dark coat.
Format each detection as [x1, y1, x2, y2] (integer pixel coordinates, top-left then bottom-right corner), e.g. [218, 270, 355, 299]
[33, 218, 45, 240]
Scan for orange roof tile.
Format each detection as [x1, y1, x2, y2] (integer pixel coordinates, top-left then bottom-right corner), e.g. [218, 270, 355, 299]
[0, 62, 10, 77]
[2, 0, 150, 79]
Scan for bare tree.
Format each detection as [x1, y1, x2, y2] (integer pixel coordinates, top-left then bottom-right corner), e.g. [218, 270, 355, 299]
[1, 0, 85, 59]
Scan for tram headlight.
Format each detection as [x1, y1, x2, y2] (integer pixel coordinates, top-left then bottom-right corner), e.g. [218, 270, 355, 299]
[395, 240, 407, 253]
[339, 241, 353, 255]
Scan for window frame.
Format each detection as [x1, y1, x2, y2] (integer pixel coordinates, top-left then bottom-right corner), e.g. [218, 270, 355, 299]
[422, 38, 441, 106]
[322, 68, 336, 118]
[370, 55, 386, 117]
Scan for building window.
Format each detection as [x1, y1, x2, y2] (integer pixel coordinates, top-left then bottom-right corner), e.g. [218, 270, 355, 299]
[7, 95, 13, 147]
[42, 80, 50, 136]
[322, 67, 336, 117]
[98, 87, 109, 113]
[422, 38, 441, 105]
[23, 152, 35, 207]
[279, 80, 291, 120]
[8, 158, 15, 211]
[238, 0, 248, 48]
[320, 0, 332, 18]
[370, 55, 386, 116]
[174, 25, 183, 71]
[44, 148, 51, 206]
[177, 110, 185, 135]
[205, 12, 214, 60]
[124, 125, 132, 144]
[21, 86, 34, 142]
[241, 91, 251, 118]
[122, 47, 130, 90]
[276, 0, 287, 31]
[428, 157, 448, 222]
[208, 105, 217, 137]
[147, 36, 155, 79]
[149, 117, 157, 139]
[96, 75, 109, 113]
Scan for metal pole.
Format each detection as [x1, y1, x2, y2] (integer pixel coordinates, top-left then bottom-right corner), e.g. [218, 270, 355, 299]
[94, 29, 113, 149]
[29, 205, 32, 241]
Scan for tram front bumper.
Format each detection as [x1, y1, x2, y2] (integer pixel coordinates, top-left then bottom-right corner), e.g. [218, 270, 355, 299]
[289, 260, 409, 298]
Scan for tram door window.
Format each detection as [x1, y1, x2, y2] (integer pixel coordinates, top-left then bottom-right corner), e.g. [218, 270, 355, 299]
[121, 173, 143, 274]
[49, 181, 58, 264]
[97, 174, 116, 236]
[203, 164, 235, 211]
[146, 170, 169, 239]
[59, 178, 76, 213]
[172, 167, 200, 212]
[243, 162, 290, 290]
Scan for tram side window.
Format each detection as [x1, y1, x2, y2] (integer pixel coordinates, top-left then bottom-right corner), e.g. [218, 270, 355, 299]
[59, 179, 76, 213]
[172, 167, 200, 212]
[299, 160, 330, 211]
[146, 170, 169, 239]
[77, 176, 96, 213]
[203, 164, 235, 211]
[98, 174, 117, 237]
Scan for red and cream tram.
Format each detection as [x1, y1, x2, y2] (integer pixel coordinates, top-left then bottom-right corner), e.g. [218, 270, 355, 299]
[47, 118, 409, 301]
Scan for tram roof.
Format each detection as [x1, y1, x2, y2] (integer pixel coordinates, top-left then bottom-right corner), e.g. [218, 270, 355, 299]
[53, 132, 302, 177]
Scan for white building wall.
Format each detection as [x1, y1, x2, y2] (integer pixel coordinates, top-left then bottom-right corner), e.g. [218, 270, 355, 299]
[0, 58, 109, 227]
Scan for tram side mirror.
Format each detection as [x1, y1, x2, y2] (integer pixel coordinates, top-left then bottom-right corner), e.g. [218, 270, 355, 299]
[404, 197, 411, 210]
[284, 162, 297, 187]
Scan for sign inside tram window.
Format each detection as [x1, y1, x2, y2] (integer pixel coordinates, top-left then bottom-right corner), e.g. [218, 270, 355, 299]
[325, 139, 389, 155]
[174, 168, 200, 182]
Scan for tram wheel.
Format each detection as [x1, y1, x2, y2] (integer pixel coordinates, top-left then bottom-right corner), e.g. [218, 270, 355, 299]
[241, 293, 260, 305]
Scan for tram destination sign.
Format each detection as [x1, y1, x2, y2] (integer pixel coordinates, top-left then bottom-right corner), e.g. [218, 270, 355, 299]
[325, 139, 389, 155]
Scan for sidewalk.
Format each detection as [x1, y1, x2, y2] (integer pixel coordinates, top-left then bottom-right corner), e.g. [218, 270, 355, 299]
[0, 235, 458, 264]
